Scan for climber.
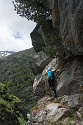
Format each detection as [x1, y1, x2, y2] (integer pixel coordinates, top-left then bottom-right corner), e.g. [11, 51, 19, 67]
[47, 67, 57, 98]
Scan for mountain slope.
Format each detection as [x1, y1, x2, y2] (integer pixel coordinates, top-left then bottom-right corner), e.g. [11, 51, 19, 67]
[0, 48, 36, 112]
[0, 51, 14, 58]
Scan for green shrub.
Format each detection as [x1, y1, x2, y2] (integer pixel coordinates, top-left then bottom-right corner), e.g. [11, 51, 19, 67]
[0, 83, 26, 125]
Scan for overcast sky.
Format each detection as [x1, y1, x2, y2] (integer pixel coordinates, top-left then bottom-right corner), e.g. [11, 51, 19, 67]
[0, 0, 36, 52]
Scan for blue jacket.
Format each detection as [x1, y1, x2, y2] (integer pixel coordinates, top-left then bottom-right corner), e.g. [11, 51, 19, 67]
[47, 70, 54, 78]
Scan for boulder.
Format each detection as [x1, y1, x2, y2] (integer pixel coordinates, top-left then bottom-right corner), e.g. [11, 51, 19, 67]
[60, 94, 83, 108]
[29, 51, 51, 75]
[68, 94, 83, 108]
[58, 0, 83, 55]
[46, 103, 68, 122]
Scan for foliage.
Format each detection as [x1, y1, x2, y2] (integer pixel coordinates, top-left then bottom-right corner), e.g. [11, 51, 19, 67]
[0, 83, 24, 125]
[13, 0, 51, 24]
[18, 114, 27, 125]
[0, 48, 37, 114]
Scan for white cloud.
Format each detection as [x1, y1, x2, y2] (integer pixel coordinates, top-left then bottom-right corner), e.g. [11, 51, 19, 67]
[0, 0, 36, 52]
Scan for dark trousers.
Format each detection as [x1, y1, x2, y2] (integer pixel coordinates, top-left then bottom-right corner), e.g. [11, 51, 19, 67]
[48, 78, 57, 97]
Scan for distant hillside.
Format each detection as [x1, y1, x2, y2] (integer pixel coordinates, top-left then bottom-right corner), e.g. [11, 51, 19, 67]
[0, 48, 36, 112]
[0, 51, 15, 58]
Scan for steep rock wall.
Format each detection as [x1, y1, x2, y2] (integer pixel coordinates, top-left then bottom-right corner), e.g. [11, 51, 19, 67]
[49, 0, 83, 55]
[58, 0, 83, 55]
[28, 1, 83, 124]
[30, 20, 59, 55]
[49, 0, 60, 28]
[57, 57, 83, 96]
[30, 0, 83, 98]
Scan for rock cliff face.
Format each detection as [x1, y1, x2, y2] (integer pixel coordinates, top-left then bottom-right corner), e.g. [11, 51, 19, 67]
[28, 0, 83, 124]
[30, 0, 83, 97]
[30, 20, 59, 54]
[30, 26, 45, 53]
[59, 0, 83, 55]
[49, 0, 60, 28]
